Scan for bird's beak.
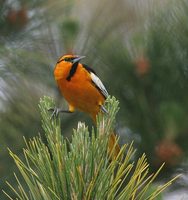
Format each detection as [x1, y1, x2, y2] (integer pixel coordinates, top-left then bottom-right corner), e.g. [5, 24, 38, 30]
[73, 56, 85, 63]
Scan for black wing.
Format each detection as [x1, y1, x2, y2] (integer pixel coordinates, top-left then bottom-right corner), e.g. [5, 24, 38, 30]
[83, 64, 108, 99]
[83, 64, 97, 75]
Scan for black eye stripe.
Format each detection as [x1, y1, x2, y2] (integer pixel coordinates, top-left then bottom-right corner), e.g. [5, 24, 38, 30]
[64, 58, 72, 61]
[57, 56, 77, 64]
[64, 57, 77, 62]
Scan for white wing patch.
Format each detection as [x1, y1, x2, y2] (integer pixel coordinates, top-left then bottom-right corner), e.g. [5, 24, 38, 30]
[90, 72, 109, 98]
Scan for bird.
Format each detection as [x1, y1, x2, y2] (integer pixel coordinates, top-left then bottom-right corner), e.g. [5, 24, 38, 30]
[51, 54, 120, 157]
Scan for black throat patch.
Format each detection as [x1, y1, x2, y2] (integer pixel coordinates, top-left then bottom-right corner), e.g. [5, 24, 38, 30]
[66, 62, 79, 81]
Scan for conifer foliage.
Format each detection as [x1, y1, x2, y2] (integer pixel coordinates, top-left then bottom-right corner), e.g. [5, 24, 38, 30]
[4, 96, 178, 200]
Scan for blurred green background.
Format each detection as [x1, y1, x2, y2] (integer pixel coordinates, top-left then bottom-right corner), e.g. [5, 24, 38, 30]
[0, 0, 188, 199]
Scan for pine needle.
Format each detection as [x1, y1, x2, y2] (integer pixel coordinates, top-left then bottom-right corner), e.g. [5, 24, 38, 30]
[4, 96, 179, 200]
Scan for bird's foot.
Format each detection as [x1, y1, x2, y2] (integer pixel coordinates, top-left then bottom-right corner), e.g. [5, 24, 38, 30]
[100, 105, 108, 114]
[48, 107, 72, 119]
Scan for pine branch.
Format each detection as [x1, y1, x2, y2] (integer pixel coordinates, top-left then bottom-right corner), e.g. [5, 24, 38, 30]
[3, 96, 180, 200]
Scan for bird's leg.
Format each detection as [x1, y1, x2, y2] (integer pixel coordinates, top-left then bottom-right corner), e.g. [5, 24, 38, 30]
[100, 105, 108, 114]
[48, 107, 73, 118]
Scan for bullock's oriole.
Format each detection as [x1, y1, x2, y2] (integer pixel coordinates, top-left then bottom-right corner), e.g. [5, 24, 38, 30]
[51, 54, 120, 157]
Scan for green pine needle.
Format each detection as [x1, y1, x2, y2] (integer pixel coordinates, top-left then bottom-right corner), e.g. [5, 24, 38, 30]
[4, 96, 179, 200]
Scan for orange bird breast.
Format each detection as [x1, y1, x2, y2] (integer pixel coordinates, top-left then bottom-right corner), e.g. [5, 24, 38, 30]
[54, 61, 105, 120]
[54, 55, 120, 158]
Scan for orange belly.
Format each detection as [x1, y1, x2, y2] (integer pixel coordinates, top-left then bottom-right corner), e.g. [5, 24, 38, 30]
[57, 78, 105, 119]
[54, 62, 105, 119]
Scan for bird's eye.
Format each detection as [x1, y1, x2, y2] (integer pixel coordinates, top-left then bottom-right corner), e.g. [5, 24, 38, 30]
[64, 57, 72, 62]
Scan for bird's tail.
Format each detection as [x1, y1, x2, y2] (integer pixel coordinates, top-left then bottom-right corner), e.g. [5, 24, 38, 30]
[108, 132, 120, 158]
[91, 112, 120, 159]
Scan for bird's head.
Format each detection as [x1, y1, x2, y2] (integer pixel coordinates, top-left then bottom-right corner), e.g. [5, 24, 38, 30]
[57, 54, 85, 64]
